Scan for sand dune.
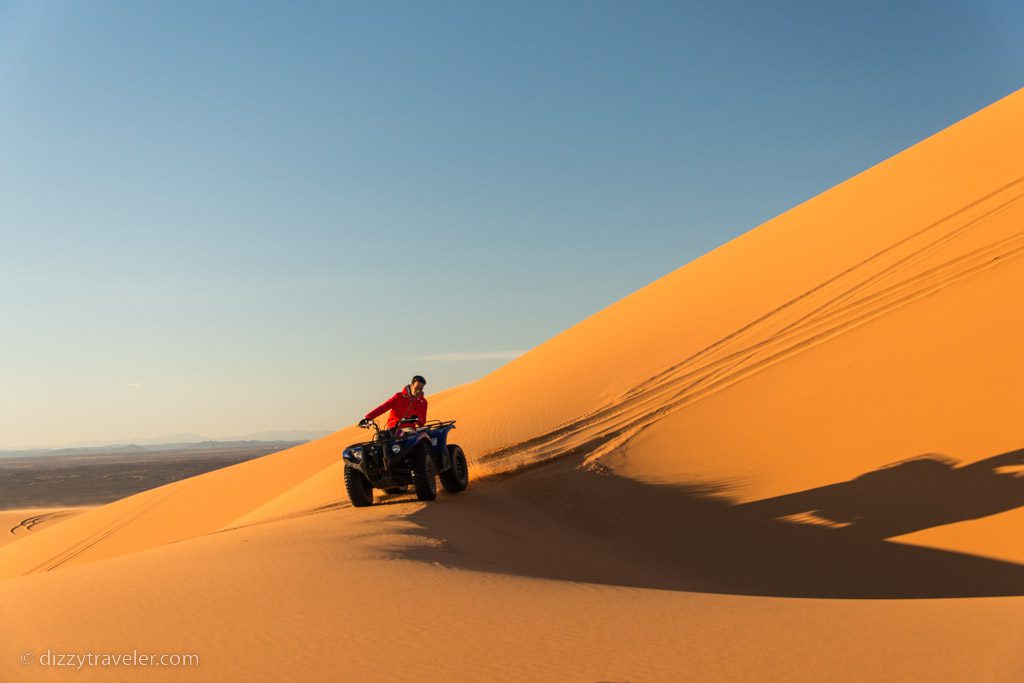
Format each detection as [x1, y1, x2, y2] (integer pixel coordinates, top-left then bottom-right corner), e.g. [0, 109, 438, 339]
[3, 491, 1023, 682]
[2, 87, 1024, 680]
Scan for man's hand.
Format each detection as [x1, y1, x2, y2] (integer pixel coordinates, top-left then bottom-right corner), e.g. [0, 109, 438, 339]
[358, 418, 373, 428]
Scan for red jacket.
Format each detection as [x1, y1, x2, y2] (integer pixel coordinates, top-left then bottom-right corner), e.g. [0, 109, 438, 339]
[365, 385, 428, 429]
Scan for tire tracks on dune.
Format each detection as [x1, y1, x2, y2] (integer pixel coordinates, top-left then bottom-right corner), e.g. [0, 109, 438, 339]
[624, 220, 1024, 425]
[618, 175, 1024, 402]
[759, 193, 1024, 352]
[217, 501, 350, 534]
[480, 180, 1024, 473]
[8, 510, 80, 537]
[621, 176, 1024, 402]
[21, 487, 182, 575]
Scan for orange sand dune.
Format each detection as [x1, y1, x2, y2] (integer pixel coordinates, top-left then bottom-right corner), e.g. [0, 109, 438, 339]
[3, 486, 1022, 682]
[2, 87, 1024, 680]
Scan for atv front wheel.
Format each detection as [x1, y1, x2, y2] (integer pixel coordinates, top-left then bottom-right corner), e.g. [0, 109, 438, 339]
[439, 445, 469, 493]
[411, 445, 437, 501]
[344, 467, 374, 507]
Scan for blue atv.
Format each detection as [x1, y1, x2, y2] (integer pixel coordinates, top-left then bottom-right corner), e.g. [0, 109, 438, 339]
[341, 418, 469, 507]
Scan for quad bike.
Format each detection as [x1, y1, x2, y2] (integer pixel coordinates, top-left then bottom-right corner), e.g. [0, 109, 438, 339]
[341, 417, 469, 507]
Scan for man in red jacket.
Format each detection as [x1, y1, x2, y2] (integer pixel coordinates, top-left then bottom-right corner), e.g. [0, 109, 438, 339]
[360, 375, 428, 431]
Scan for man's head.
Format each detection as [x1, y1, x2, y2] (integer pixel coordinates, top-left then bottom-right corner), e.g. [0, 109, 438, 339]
[410, 375, 426, 395]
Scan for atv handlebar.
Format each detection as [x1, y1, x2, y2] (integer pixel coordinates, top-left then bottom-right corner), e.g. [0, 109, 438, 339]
[358, 418, 382, 433]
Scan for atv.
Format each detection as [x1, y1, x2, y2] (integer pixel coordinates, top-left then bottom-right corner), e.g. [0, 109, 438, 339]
[341, 417, 469, 507]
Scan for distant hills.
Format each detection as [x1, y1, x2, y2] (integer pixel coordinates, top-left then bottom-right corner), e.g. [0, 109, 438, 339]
[133, 430, 335, 445]
[0, 430, 334, 458]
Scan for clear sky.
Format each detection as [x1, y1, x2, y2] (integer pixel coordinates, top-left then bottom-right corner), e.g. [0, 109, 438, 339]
[1, 1, 1022, 448]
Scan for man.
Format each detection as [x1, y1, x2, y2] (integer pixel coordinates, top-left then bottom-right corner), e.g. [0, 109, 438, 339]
[360, 375, 428, 431]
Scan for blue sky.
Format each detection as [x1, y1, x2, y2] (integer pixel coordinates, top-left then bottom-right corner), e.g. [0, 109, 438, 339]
[1, 1, 1022, 448]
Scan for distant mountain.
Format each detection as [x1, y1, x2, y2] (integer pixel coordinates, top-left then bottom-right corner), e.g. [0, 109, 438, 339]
[1, 429, 334, 455]
[0, 444, 154, 458]
[132, 433, 212, 445]
[0, 431, 333, 458]
[130, 430, 332, 446]
[51, 444, 151, 456]
[223, 430, 334, 442]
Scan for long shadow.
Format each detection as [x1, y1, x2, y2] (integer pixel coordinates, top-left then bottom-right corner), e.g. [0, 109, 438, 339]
[392, 448, 1024, 599]
[737, 448, 1024, 539]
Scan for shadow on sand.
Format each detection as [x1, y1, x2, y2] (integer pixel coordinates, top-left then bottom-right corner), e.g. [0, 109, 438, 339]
[392, 448, 1024, 599]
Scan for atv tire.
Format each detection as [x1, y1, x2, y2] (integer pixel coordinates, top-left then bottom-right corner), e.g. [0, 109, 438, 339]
[439, 445, 469, 493]
[411, 445, 438, 501]
[344, 467, 374, 507]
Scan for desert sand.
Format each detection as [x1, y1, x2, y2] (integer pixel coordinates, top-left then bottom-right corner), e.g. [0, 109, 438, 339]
[2, 87, 1023, 681]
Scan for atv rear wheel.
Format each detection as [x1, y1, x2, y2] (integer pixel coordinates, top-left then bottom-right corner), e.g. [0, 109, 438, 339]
[411, 445, 437, 501]
[439, 445, 469, 493]
[344, 467, 374, 507]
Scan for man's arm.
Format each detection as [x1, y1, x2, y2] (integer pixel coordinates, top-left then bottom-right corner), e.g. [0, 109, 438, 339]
[418, 398, 428, 427]
[364, 393, 398, 421]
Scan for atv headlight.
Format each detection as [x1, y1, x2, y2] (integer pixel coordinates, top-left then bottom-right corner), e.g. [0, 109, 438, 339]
[345, 447, 363, 463]
[391, 443, 402, 453]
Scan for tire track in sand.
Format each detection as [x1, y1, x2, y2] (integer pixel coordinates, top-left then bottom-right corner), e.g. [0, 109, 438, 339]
[22, 487, 181, 575]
